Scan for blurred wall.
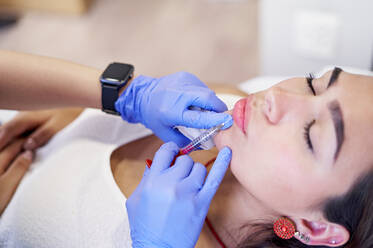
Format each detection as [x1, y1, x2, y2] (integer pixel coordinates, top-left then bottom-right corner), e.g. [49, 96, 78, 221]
[0, 0, 91, 14]
[259, 0, 373, 76]
[0, 0, 258, 84]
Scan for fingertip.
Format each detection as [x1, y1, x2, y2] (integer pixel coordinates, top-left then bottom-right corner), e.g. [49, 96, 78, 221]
[161, 141, 179, 152]
[220, 146, 232, 155]
[208, 113, 232, 130]
[220, 115, 233, 130]
[194, 162, 207, 175]
[211, 96, 228, 112]
[23, 138, 37, 150]
[174, 154, 193, 165]
[193, 162, 208, 181]
[152, 141, 180, 172]
[218, 146, 232, 162]
[216, 99, 228, 112]
[21, 150, 34, 161]
[210, 112, 232, 128]
[186, 162, 207, 189]
[170, 155, 195, 179]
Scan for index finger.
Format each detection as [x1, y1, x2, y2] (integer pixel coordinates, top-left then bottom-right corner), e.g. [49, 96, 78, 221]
[0, 151, 33, 216]
[181, 110, 233, 130]
[3, 150, 33, 185]
[189, 91, 228, 113]
[0, 139, 25, 174]
[151, 142, 180, 173]
[197, 147, 232, 204]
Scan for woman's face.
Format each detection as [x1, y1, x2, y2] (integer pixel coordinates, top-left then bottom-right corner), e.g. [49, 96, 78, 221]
[214, 69, 373, 215]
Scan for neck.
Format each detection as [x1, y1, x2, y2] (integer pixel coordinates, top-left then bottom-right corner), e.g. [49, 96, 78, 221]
[207, 169, 276, 247]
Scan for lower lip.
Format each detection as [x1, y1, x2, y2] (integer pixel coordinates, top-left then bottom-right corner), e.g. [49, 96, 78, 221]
[232, 96, 252, 134]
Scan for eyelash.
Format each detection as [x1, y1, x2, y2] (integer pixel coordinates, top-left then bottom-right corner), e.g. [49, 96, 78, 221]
[304, 73, 316, 152]
[304, 119, 315, 152]
[306, 73, 316, 96]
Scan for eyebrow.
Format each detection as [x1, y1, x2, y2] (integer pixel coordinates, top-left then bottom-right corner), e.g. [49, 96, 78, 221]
[328, 100, 344, 161]
[327, 67, 343, 89]
[324, 67, 344, 161]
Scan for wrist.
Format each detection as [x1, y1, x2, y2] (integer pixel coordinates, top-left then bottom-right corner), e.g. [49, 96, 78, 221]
[114, 75, 157, 124]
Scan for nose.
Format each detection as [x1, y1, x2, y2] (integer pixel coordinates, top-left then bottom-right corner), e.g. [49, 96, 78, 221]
[263, 88, 310, 125]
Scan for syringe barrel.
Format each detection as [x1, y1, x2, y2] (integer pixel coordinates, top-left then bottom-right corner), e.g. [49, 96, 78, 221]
[180, 124, 222, 154]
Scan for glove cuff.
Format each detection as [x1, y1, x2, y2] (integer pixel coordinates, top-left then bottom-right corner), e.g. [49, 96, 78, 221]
[115, 75, 155, 124]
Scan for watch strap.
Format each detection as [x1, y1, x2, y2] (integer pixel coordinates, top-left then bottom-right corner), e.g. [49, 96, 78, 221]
[101, 83, 121, 115]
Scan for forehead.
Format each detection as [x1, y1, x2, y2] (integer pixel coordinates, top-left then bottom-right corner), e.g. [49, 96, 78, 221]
[330, 71, 373, 194]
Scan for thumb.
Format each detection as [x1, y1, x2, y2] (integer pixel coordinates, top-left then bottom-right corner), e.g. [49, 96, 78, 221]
[181, 111, 233, 130]
[197, 147, 231, 206]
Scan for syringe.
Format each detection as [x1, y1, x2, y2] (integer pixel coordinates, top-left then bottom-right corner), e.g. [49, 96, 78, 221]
[179, 122, 226, 154]
[145, 121, 228, 168]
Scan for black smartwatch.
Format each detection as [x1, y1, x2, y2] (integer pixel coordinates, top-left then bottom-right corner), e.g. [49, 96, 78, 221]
[100, 62, 134, 115]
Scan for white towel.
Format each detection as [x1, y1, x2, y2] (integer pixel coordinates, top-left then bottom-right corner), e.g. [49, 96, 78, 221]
[0, 109, 152, 248]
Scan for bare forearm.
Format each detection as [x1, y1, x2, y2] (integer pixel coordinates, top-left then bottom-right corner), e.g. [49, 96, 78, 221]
[0, 50, 102, 110]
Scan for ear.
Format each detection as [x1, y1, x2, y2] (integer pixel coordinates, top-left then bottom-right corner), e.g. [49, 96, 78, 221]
[292, 218, 350, 247]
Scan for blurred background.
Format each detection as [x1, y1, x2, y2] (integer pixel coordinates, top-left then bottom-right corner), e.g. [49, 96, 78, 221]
[0, 0, 371, 85]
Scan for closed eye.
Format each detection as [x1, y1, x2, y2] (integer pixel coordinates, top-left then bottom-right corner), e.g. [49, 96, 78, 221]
[304, 73, 316, 153]
[304, 119, 315, 152]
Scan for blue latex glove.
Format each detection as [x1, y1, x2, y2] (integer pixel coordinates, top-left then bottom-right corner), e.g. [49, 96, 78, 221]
[126, 142, 232, 248]
[115, 72, 233, 147]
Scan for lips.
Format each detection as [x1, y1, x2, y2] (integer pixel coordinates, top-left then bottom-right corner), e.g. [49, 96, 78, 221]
[232, 96, 253, 134]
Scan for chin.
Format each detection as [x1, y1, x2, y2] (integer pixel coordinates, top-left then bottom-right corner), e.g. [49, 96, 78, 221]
[213, 110, 236, 150]
[213, 133, 224, 150]
[213, 125, 234, 150]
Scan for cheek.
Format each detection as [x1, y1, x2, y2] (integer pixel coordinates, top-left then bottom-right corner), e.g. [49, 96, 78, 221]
[214, 121, 325, 212]
[229, 133, 319, 212]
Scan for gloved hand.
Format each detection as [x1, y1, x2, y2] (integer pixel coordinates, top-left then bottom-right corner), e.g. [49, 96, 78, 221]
[126, 142, 232, 248]
[115, 72, 233, 147]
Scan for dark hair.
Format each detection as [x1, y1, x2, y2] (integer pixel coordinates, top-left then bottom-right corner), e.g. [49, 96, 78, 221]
[237, 170, 373, 248]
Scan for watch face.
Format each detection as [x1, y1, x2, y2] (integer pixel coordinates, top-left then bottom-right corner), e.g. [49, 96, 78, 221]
[101, 62, 133, 85]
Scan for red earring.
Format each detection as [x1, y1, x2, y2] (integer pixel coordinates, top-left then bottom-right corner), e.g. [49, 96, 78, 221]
[273, 217, 310, 243]
[273, 217, 296, 239]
